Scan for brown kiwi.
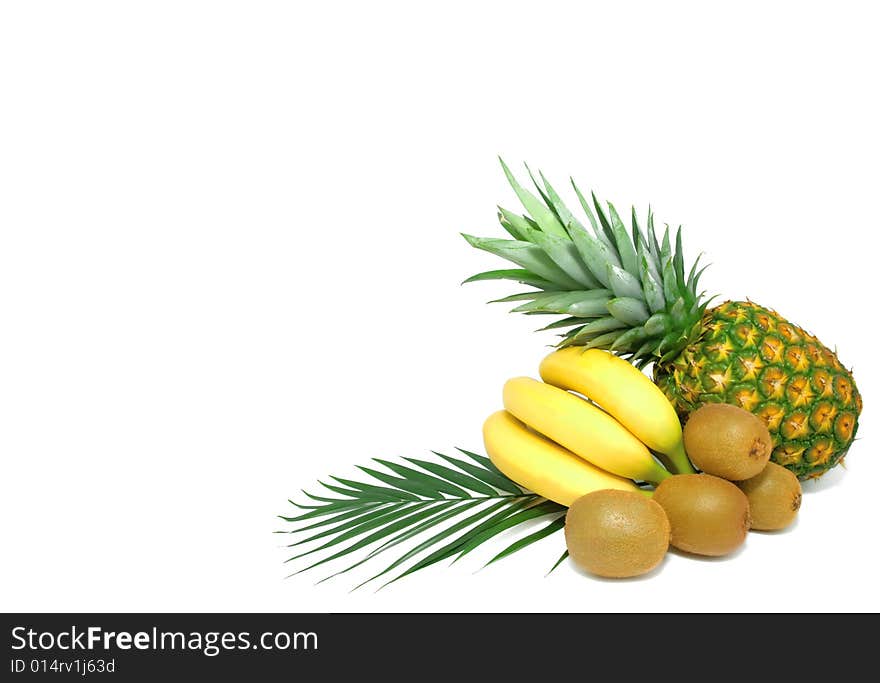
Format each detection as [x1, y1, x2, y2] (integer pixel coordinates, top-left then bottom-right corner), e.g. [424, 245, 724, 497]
[683, 402, 772, 480]
[565, 489, 670, 578]
[652, 474, 750, 556]
[736, 462, 802, 531]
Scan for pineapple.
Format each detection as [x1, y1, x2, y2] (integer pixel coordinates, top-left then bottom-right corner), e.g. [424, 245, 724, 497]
[464, 160, 861, 479]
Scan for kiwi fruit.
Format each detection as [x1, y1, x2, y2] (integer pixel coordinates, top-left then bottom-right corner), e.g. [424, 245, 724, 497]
[565, 489, 670, 578]
[736, 462, 802, 531]
[653, 474, 750, 556]
[683, 402, 772, 481]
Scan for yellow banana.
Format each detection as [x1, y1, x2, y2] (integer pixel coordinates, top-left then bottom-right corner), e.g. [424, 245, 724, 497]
[539, 347, 695, 474]
[482, 410, 642, 506]
[502, 377, 671, 484]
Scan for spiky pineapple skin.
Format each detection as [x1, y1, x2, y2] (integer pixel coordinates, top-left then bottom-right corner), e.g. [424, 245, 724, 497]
[653, 301, 861, 479]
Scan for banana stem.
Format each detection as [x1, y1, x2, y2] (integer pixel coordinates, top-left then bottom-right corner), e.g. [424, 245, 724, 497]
[666, 441, 696, 475]
[646, 461, 673, 485]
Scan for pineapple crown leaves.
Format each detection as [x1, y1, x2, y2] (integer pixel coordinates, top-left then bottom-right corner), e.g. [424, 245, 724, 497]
[462, 159, 710, 367]
[277, 448, 568, 590]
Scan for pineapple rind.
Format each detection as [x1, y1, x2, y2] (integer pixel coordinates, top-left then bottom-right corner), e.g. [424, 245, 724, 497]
[653, 301, 862, 479]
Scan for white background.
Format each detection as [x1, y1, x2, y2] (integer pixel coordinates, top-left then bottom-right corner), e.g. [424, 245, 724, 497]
[1, 1, 877, 613]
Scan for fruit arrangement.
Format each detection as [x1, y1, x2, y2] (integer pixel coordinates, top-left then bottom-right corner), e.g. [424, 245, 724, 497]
[486, 348, 803, 577]
[278, 161, 861, 585]
[464, 161, 861, 479]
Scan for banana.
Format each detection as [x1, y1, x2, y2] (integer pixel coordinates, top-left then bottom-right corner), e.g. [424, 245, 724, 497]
[539, 347, 695, 474]
[482, 410, 642, 506]
[502, 377, 671, 484]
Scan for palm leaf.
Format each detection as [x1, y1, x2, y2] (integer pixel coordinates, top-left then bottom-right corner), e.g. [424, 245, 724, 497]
[282, 504, 392, 540]
[485, 514, 567, 567]
[452, 500, 563, 562]
[547, 550, 569, 576]
[435, 452, 522, 495]
[278, 503, 388, 533]
[317, 501, 481, 584]
[277, 449, 568, 588]
[366, 499, 520, 590]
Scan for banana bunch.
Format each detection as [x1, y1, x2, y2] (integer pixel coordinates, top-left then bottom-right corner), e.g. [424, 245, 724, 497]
[484, 348, 695, 506]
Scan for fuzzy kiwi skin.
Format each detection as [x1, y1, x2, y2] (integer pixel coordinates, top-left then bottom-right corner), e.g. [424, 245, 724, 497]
[736, 462, 802, 531]
[653, 474, 751, 556]
[683, 403, 772, 481]
[565, 489, 670, 578]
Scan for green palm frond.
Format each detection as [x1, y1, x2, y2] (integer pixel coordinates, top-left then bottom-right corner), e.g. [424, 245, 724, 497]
[277, 448, 568, 589]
